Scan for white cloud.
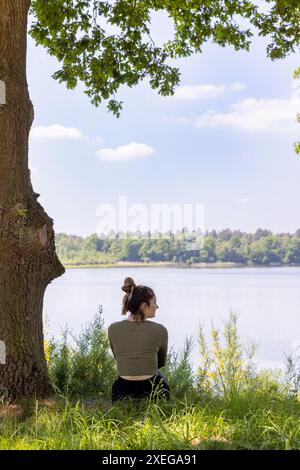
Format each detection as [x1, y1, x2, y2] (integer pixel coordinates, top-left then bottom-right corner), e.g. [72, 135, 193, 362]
[169, 117, 191, 124]
[97, 141, 155, 162]
[229, 82, 247, 92]
[194, 93, 300, 132]
[31, 124, 83, 140]
[236, 198, 249, 204]
[94, 136, 106, 144]
[170, 82, 247, 100]
[173, 84, 226, 100]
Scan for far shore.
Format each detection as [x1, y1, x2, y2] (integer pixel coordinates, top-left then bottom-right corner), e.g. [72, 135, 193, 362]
[62, 261, 298, 270]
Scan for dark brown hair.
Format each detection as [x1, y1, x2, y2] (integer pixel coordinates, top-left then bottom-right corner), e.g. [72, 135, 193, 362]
[121, 277, 155, 322]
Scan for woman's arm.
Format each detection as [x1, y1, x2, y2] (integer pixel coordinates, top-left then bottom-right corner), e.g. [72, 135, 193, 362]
[108, 326, 116, 358]
[109, 340, 116, 358]
[158, 326, 168, 368]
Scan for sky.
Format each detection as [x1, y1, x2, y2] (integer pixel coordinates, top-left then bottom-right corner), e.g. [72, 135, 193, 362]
[27, 9, 300, 238]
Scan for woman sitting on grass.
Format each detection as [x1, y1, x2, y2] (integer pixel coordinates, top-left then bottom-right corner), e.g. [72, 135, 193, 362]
[108, 277, 170, 404]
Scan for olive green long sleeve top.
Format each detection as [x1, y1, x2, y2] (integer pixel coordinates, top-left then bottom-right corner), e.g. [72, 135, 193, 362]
[108, 320, 168, 376]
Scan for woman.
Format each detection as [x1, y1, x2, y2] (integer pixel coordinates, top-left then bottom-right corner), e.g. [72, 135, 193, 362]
[108, 277, 170, 404]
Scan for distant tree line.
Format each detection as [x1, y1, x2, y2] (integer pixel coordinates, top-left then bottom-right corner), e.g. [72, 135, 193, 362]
[55, 228, 300, 267]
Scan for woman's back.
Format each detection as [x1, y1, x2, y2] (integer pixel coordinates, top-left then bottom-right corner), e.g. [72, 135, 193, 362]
[108, 320, 168, 376]
[109, 276, 170, 403]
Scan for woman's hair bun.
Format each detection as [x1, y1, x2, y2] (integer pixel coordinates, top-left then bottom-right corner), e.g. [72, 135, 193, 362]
[121, 277, 136, 294]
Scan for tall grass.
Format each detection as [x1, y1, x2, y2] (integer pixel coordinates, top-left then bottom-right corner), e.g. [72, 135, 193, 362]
[0, 392, 299, 450]
[0, 307, 300, 450]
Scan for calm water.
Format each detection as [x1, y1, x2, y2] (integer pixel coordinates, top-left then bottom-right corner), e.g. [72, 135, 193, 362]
[44, 267, 300, 372]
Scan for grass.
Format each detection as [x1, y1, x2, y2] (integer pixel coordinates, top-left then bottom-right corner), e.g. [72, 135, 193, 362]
[0, 394, 299, 450]
[0, 309, 300, 450]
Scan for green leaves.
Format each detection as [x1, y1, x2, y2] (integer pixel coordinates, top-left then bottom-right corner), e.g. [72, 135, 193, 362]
[29, 1, 300, 117]
[253, 0, 300, 60]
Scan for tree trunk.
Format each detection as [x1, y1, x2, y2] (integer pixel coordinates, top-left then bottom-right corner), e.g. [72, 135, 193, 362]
[0, 0, 65, 401]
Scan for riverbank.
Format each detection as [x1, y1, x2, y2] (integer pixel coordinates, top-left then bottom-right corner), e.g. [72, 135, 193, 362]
[63, 261, 241, 269]
[61, 261, 295, 269]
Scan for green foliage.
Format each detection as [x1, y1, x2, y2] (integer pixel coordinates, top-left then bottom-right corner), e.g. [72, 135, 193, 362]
[161, 337, 195, 401]
[252, 0, 300, 60]
[48, 306, 116, 400]
[284, 237, 300, 264]
[54, 229, 300, 267]
[285, 348, 300, 398]
[197, 312, 257, 400]
[249, 235, 282, 265]
[28, 1, 300, 117]
[200, 236, 217, 263]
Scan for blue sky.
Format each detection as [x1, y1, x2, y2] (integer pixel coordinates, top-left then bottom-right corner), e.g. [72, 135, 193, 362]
[27, 10, 300, 237]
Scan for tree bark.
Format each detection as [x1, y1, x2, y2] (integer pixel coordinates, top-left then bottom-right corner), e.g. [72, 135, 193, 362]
[0, 0, 65, 401]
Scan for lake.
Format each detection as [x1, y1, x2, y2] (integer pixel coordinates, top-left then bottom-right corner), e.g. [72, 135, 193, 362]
[44, 266, 300, 373]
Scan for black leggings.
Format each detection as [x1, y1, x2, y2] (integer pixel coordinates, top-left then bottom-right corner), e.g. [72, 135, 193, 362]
[112, 372, 170, 404]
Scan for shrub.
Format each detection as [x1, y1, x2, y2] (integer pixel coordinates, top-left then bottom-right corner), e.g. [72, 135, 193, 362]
[47, 306, 116, 400]
[196, 311, 257, 401]
[161, 337, 196, 400]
